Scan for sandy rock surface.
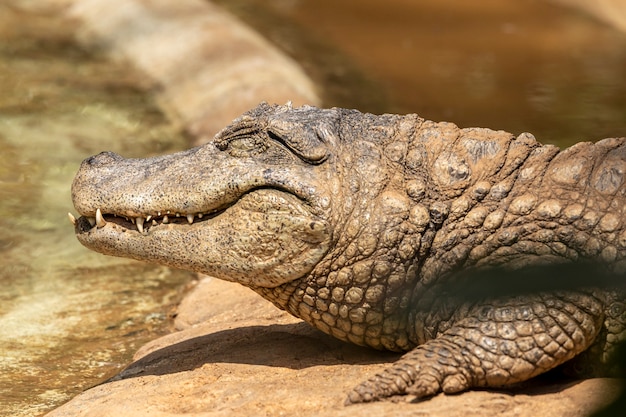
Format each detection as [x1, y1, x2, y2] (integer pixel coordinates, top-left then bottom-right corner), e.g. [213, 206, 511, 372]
[48, 277, 620, 417]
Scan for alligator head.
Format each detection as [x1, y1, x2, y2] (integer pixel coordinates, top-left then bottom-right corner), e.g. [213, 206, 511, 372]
[70, 103, 353, 288]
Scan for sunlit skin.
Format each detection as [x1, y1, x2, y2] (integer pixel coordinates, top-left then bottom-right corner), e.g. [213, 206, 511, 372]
[71, 103, 626, 402]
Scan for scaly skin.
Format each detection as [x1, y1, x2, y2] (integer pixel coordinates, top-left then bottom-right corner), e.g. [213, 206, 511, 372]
[71, 103, 626, 403]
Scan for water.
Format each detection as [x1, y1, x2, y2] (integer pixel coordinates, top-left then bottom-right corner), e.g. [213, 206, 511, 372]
[216, 0, 626, 148]
[0, 7, 195, 416]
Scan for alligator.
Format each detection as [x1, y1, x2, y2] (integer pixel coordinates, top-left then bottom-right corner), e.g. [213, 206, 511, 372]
[70, 102, 626, 403]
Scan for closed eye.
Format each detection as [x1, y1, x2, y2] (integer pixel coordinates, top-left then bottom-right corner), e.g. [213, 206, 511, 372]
[224, 133, 268, 157]
[267, 129, 328, 164]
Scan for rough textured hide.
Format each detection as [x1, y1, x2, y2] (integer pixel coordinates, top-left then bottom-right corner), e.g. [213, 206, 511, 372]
[71, 103, 626, 402]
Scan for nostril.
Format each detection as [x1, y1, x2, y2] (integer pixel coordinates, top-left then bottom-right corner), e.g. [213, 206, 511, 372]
[84, 151, 123, 167]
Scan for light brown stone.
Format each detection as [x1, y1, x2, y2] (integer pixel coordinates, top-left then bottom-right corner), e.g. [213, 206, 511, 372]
[48, 278, 621, 417]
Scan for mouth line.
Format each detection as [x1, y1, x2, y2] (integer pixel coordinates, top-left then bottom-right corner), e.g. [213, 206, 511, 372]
[68, 187, 316, 235]
[70, 187, 311, 235]
[72, 204, 230, 235]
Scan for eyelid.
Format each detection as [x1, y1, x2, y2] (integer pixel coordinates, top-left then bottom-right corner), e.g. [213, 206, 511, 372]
[215, 121, 330, 164]
[267, 127, 328, 164]
[220, 133, 268, 157]
[214, 120, 260, 151]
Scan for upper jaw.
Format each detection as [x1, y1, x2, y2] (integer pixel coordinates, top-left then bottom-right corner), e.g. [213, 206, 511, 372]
[71, 143, 330, 231]
[70, 146, 235, 220]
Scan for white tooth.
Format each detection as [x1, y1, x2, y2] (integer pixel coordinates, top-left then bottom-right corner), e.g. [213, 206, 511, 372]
[152, 220, 157, 226]
[176, 213, 180, 217]
[96, 208, 106, 228]
[198, 213, 203, 219]
[87, 217, 96, 227]
[68, 212, 76, 225]
[146, 215, 152, 222]
[187, 214, 194, 224]
[136, 217, 144, 233]
[163, 215, 169, 224]
[157, 211, 161, 217]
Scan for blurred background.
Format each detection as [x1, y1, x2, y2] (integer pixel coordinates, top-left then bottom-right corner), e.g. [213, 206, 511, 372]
[215, 0, 626, 146]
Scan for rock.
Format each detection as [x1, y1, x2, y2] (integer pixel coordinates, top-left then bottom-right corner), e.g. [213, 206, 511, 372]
[47, 278, 621, 417]
[66, 0, 320, 141]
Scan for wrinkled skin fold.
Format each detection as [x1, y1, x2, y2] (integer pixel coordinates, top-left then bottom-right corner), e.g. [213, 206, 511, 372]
[72, 103, 626, 403]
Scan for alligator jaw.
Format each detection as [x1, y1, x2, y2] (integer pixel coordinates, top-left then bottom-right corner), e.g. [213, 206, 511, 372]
[72, 188, 331, 288]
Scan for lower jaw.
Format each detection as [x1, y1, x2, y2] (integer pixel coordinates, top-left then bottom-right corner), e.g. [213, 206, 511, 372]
[75, 211, 237, 274]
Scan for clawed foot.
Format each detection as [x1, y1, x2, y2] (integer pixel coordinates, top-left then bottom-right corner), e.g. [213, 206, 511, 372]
[345, 360, 470, 404]
[345, 342, 475, 404]
[345, 293, 601, 404]
[346, 293, 600, 404]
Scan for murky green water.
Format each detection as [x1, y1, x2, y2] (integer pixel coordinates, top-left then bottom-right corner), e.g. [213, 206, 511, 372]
[216, 0, 626, 148]
[0, 7, 195, 417]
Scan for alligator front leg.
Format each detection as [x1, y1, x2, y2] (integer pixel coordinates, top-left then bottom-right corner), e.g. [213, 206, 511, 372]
[347, 292, 604, 403]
